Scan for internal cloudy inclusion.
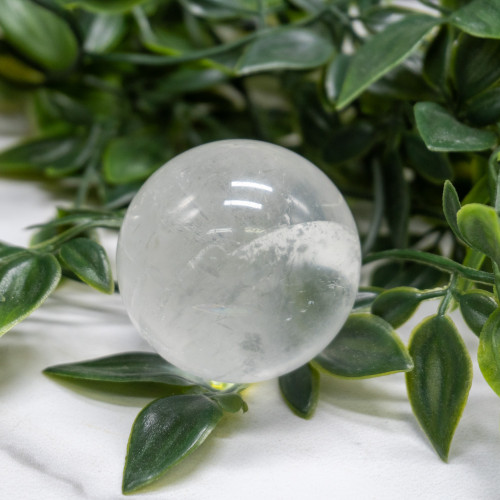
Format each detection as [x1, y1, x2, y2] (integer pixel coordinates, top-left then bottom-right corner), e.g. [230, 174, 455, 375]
[117, 140, 361, 383]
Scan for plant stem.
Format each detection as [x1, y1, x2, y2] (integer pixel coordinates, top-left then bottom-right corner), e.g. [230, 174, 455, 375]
[437, 273, 457, 316]
[364, 249, 495, 285]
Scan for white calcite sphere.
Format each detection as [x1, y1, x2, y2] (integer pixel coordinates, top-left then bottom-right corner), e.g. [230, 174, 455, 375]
[117, 140, 361, 383]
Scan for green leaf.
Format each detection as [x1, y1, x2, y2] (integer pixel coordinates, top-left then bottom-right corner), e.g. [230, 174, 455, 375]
[0, 0, 79, 72]
[450, 0, 500, 39]
[406, 315, 472, 461]
[404, 133, 452, 183]
[459, 290, 497, 337]
[123, 394, 223, 494]
[414, 102, 497, 152]
[457, 203, 500, 268]
[323, 122, 375, 164]
[83, 13, 127, 53]
[183, 0, 285, 20]
[336, 15, 439, 109]
[103, 134, 166, 184]
[236, 27, 334, 76]
[57, 0, 148, 13]
[478, 307, 500, 395]
[44, 352, 202, 386]
[279, 363, 319, 419]
[0, 135, 85, 175]
[0, 253, 61, 336]
[443, 180, 465, 242]
[454, 35, 500, 100]
[0, 242, 24, 259]
[465, 87, 500, 126]
[210, 393, 248, 413]
[314, 313, 413, 378]
[59, 238, 114, 294]
[324, 53, 350, 104]
[423, 25, 453, 91]
[371, 287, 422, 328]
[383, 151, 409, 249]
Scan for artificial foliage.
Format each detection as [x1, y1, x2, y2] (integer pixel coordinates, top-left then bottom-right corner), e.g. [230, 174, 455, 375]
[0, 0, 500, 494]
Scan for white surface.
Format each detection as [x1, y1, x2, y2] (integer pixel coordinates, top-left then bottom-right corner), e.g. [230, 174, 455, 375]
[2, 175, 500, 499]
[117, 139, 360, 383]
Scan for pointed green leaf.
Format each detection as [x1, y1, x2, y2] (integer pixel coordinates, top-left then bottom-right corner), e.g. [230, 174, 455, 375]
[0, 0, 79, 72]
[44, 352, 201, 386]
[314, 313, 413, 378]
[236, 27, 334, 76]
[404, 133, 452, 183]
[279, 363, 319, 419]
[414, 102, 497, 152]
[337, 15, 439, 109]
[454, 35, 500, 100]
[371, 287, 422, 328]
[450, 0, 500, 39]
[443, 180, 465, 242]
[478, 308, 500, 395]
[457, 203, 500, 268]
[406, 315, 472, 461]
[123, 394, 223, 494]
[459, 290, 497, 337]
[59, 238, 113, 294]
[84, 13, 127, 53]
[324, 53, 350, 104]
[0, 253, 61, 336]
[0, 135, 84, 175]
[103, 134, 166, 184]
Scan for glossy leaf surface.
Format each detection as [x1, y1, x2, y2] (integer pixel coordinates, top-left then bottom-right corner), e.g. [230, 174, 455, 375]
[236, 28, 334, 76]
[337, 15, 438, 108]
[414, 102, 497, 152]
[83, 13, 127, 53]
[44, 352, 201, 386]
[457, 203, 500, 268]
[210, 393, 248, 414]
[459, 290, 497, 337]
[0, 0, 79, 71]
[406, 315, 472, 461]
[450, 0, 500, 39]
[478, 308, 500, 396]
[123, 395, 223, 493]
[315, 313, 413, 378]
[59, 238, 114, 294]
[0, 252, 61, 336]
[279, 363, 319, 419]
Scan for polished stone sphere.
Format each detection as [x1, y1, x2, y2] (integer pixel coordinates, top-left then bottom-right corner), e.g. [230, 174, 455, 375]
[116, 140, 361, 383]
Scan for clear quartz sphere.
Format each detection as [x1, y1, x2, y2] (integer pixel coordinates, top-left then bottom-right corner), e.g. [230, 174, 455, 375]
[117, 139, 361, 383]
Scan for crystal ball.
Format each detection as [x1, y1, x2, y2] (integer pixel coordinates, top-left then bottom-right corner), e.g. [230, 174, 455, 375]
[117, 140, 361, 383]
